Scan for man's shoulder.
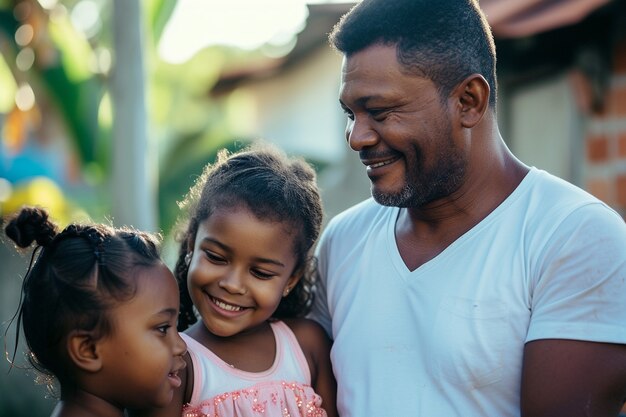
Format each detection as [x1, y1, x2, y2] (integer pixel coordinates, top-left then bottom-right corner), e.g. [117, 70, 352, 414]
[326, 198, 390, 230]
[318, 198, 392, 249]
[524, 168, 624, 233]
[527, 168, 608, 212]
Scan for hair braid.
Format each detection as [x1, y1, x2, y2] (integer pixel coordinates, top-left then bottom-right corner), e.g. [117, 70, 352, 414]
[174, 244, 196, 331]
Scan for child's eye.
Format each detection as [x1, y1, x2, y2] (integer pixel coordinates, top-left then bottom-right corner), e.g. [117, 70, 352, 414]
[204, 250, 226, 264]
[251, 269, 275, 280]
[156, 324, 171, 335]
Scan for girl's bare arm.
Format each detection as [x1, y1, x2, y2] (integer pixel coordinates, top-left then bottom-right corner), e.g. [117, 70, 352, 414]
[286, 318, 339, 417]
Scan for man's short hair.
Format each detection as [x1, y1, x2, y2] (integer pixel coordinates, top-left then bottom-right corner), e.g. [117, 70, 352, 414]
[330, 0, 497, 107]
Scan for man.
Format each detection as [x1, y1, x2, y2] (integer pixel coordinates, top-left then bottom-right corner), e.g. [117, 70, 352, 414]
[309, 0, 626, 416]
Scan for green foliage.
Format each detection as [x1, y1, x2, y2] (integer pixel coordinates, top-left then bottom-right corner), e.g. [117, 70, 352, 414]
[0, 0, 271, 234]
[0, 4, 102, 166]
[145, 0, 177, 44]
[0, 9, 19, 46]
[39, 65, 103, 163]
[159, 137, 247, 236]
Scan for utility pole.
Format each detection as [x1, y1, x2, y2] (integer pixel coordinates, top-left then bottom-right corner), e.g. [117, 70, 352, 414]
[110, 0, 157, 231]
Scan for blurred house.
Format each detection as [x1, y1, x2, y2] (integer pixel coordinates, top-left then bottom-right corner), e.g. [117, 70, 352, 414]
[207, 0, 626, 220]
[488, 0, 626, 218]
[207, 2, 370, 222]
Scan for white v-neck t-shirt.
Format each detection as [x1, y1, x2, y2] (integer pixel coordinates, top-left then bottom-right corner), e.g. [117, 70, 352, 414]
[310, 167, 626, 417]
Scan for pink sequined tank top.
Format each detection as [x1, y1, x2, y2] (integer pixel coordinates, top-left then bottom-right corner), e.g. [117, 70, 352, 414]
[181, 320, 327, 417]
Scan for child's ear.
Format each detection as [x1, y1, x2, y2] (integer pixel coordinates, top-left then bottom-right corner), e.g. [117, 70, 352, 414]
[283, 268, 303, 297]
[67, 330, 102, 373]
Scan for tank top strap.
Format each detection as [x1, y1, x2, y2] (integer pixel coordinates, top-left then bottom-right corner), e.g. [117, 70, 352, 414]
[269, 320, 311, 384]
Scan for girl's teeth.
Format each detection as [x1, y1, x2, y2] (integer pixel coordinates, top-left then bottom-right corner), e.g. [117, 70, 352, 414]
[213, 298, 242, 311]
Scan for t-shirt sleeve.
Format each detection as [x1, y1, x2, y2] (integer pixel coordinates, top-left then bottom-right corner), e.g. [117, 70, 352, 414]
[307, 224, 333, 338]
[526, 202, 626, 344]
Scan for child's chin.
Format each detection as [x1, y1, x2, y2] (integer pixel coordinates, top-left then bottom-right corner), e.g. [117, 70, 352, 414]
[150, 390, 175, 409]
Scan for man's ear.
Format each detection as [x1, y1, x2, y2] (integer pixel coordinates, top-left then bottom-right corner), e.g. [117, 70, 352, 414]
[454, 74, 490, 128]
[67, 330, 102, 373]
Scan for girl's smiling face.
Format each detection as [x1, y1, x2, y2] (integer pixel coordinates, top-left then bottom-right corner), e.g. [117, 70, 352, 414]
[96, 263, 187, 409]
[187, 205, 301, 338]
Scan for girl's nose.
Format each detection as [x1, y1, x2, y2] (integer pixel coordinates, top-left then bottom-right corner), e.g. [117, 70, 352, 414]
[218, 269, 246, 295]
[174, 332, 187, 356]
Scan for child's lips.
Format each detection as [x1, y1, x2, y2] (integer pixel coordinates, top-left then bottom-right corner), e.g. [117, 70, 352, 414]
[168, 359, 186, 388]
[168, 371, 182, 388]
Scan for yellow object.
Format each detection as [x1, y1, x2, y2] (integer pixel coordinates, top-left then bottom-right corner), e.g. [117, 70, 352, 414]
[0, 176, 69, 225]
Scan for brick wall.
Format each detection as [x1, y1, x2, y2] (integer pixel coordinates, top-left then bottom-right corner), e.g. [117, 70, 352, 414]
[584, 36, 626, 218]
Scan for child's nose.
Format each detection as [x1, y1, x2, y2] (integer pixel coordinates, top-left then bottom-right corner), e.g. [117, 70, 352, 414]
[218, 269, 247, 294]
[174, 332, 187, 356]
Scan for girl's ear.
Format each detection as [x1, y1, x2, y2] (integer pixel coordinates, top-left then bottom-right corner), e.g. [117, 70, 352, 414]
[283, 268, 303, 297]
[67, 330, 103, 373]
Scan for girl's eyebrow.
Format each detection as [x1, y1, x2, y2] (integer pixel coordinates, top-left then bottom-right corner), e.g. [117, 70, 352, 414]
[252, 257, 286, 268]
[201, 237, 286, 268]
[201, 236, 229, 251]
[154, 308, 178, 318]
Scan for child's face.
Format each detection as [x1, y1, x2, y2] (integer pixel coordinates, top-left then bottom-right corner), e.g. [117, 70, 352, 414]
[187, 206, 301, 338]
[97, 263, 187, 409]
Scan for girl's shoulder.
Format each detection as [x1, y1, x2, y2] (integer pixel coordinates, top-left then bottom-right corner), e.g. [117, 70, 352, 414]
[281, 318, 331, 373]
[280, 317, 329, 340]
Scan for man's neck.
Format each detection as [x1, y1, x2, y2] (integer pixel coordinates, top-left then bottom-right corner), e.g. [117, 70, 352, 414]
[395, 152, 529, 271]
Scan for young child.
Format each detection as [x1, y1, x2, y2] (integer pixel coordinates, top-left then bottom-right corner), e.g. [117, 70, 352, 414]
[4, 207, 187, 417]
[142, 143, 337, 417]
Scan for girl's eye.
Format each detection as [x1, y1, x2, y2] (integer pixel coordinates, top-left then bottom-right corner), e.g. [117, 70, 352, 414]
[251, 269, 275, 280]
[204, 250, 226, 264]
[157, 324, 171, 335]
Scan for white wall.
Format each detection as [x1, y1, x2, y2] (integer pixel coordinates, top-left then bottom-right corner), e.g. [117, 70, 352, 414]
[505, 74, 584, 184]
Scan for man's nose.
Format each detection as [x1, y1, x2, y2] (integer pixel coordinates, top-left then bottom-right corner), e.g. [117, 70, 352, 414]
[346, 117, 378, 151]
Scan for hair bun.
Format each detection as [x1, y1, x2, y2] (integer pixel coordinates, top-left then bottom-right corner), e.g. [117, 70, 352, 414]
[5, 207, 58, 248]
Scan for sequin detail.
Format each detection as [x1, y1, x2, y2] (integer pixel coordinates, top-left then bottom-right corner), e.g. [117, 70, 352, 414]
[182, 381, 327, 417]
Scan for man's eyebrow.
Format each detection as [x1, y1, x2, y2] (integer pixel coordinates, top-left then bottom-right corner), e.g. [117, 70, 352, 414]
[340, 95, 385, 108]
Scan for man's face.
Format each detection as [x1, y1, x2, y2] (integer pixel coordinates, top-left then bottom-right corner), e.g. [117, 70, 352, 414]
[339, 44, 467, 208]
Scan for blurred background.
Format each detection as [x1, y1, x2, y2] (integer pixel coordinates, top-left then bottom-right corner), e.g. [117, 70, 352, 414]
[1, 0, 626, 415]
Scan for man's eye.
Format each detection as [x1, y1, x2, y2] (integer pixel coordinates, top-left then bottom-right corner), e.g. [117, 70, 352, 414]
[369, 108, 388, 120]
[341, 107, 354, 120]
